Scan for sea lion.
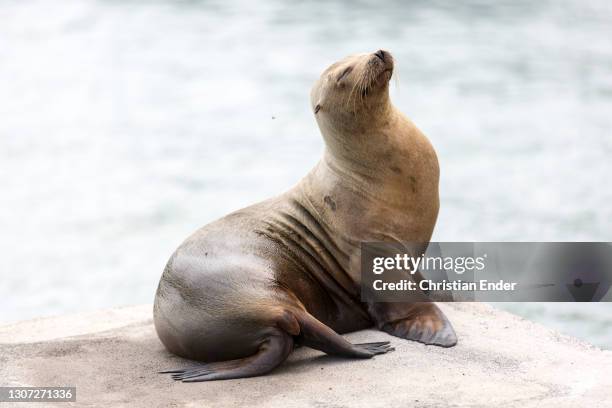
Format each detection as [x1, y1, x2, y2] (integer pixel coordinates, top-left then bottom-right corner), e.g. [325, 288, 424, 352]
[154, 49, 457, 382]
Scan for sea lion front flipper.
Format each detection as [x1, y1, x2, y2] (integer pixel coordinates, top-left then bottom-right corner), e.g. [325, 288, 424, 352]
[372, 302, 457, 347]
[296, 311, 395, 358]
[159, 329, 293, 382]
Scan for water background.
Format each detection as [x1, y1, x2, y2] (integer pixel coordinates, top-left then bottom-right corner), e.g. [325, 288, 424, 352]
[1, 0, 611, 348]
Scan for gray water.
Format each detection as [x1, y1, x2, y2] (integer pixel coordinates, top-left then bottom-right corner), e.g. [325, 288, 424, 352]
[1, 0, 611, 348]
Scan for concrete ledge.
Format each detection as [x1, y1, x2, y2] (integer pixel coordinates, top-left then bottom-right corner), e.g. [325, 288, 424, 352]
[1, 303, 611, 407]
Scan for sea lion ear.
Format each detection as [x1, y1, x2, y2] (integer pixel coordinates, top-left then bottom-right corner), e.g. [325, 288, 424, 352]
[314, 104, 321, 114]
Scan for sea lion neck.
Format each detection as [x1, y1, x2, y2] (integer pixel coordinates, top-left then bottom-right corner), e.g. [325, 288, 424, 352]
[318, 104, 409, 180]
[296, 104, 440, 250]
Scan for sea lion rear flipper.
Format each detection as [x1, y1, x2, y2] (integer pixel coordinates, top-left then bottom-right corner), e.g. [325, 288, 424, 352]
[372, 302, 457, 347]
[159, 329, 293, 382]
[296, 311, 395, 358]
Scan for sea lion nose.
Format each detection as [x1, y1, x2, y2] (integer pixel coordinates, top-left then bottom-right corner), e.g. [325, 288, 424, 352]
[374, 50, 386, 62]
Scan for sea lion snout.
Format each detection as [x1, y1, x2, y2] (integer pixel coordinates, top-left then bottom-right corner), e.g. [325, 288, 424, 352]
[370, 49, 394, 81]
[373, 49, 393, 69]
[374, 49, 386, 62]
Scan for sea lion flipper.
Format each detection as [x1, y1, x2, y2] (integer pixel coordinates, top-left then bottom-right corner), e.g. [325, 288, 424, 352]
[296, 312, 394, 358]
[353, 341, 396, 355]
[376, 303, 457, 347]
[160, 329, 293, 382]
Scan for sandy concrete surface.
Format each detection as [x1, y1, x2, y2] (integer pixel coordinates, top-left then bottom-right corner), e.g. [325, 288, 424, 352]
[1, 303, 611, 408]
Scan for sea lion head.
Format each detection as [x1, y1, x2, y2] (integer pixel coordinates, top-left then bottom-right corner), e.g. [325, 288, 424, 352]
[310, 50, 394, 134]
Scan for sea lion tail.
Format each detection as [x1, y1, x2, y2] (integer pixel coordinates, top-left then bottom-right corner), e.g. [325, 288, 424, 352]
[159, 327, 293, 382]
[294, 311, 395, 358]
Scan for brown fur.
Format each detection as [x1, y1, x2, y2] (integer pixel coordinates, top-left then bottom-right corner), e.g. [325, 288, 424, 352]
[154, 50, 456, 382]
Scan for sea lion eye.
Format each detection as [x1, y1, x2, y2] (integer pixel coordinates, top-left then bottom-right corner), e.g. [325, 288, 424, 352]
[336, 67, 353, 82]
[314, 104, 321, 114]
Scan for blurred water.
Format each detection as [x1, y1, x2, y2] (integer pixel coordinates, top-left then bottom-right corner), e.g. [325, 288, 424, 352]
[0, 0, 611, 348]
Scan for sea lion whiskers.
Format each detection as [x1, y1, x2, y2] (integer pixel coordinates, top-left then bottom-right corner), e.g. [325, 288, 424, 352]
[344, 76, 360, 113]
[343, 58, 379, 112]
[350, 68, 371, 112]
